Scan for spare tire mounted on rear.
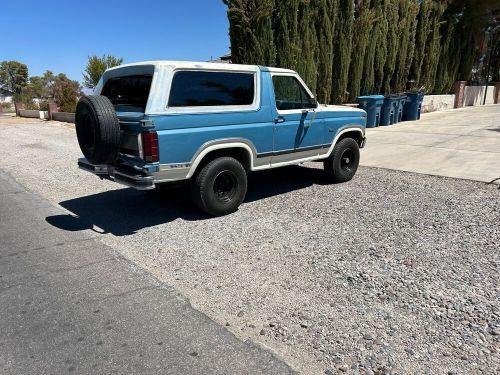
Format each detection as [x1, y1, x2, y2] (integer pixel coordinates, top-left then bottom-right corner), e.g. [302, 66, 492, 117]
[75, 95, 121, 165]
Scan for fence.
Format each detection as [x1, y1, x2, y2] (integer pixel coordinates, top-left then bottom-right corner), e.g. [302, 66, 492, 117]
[463, 86, 496, 106]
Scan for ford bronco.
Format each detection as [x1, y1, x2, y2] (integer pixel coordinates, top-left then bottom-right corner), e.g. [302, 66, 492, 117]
[76, 61, 367, 216]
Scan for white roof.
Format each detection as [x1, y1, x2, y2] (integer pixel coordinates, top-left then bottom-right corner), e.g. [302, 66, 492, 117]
[106, 60, 295, 74]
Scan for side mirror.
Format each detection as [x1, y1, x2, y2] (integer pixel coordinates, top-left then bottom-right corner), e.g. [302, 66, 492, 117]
[310, 98, 318, 108]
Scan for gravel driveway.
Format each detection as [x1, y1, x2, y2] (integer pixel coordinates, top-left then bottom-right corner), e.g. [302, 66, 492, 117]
[1, 118, 499, 374]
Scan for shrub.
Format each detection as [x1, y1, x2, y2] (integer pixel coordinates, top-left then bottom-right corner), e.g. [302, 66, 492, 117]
[1, 102, 14, 112]
[38, 100, 49, 111]
[24, 100, 39, 110]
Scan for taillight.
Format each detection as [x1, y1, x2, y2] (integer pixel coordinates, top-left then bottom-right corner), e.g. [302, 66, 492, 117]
[142, 131, 159, 163]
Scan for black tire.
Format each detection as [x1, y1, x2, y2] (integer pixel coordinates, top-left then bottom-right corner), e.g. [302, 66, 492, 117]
[324, 138, 360, 183]
[75, 95, 120, 164]
[191, 157, 247, 216]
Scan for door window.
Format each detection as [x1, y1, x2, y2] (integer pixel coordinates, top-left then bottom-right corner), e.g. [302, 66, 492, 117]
[272, 75, 315, 111]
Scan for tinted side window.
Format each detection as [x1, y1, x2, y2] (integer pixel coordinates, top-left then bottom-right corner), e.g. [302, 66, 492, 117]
[168, 71, 255, 107]
[273, 76, 314, 110]
[101, 75, 152, 112]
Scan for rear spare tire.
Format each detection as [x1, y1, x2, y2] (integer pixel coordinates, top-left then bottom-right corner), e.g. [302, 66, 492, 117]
[75, 95, 120, 164]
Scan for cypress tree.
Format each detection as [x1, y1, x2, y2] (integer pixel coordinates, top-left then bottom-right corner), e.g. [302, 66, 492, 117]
[450, 0, 498, 82]
[419, 1, 447, 92]
[223, 0, 276, 66]
[348, 1, 375, 100]
[331, 0, 354, 103]
[410, 0, 433, 86]
[382, 0, 400, 94]
[361, 1, 379, 95]
[223, 0, 498, 98]
[392, 0, 420, 92]
[296, 0, 319, 94]
[313, 0, 337, 103]
[434, 12, 459, 94]
[223, 0, 251, 64]
[274, 0, 300, 70]
[255, 0, 277, 66]
[372, 0, 389, 93]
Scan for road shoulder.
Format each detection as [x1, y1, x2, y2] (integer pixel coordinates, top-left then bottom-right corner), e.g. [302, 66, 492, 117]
[0, 169, 295, 375]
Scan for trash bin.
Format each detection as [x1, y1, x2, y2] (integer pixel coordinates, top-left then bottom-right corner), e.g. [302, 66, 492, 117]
[394, 94, 407, 124]
[403, 91, 424, 121]
[356, 95, 384, 128]
[380, 96, 400, 126]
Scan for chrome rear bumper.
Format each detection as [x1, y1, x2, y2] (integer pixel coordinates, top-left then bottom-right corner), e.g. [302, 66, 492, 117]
[78, 158, 155, 190]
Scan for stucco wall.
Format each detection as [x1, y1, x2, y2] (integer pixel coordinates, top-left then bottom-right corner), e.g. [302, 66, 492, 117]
[463, 86, 495, 106]
[422, 95, 455, 113]
[52, 112, 75, 123]
[19, 110, 48, 119]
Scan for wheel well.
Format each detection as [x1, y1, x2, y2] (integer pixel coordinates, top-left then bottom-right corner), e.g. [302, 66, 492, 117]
[195, 147, 252, 174]
[336, 130, 364, 147]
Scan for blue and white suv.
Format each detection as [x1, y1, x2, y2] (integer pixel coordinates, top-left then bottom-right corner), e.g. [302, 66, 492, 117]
[76, 61, 367, 216]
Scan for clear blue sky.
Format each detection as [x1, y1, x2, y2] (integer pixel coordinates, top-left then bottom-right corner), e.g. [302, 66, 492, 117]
[0, 0, 230, 83]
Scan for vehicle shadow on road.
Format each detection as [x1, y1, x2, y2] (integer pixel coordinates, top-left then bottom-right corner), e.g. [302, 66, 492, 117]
[46, 165, 328, 236]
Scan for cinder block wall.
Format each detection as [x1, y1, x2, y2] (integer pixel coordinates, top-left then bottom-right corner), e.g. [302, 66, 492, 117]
[422, 95, 455, 113]
[52, 112, 75, 123]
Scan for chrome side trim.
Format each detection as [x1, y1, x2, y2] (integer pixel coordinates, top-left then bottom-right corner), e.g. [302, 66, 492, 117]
[270, 147, 323, 165]
[154, 166, 191, 182]
[254, 126, 365, 170]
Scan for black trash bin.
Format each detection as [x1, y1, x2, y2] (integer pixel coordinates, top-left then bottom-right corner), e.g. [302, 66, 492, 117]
[403, 91, 424, 121]
[357, 95, 384, 128]
[380, 96, 400, 126]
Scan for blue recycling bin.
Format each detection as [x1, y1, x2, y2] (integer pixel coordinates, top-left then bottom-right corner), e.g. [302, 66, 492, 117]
[357, 95, 384, 128]
[380, 96, 400, 126]
[403, 92, 424, 121]
[394, 94, 407, 124]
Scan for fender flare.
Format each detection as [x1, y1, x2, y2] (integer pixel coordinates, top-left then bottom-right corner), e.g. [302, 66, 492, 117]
[186, 140, 256, 179]
[324, 126, 365, 157]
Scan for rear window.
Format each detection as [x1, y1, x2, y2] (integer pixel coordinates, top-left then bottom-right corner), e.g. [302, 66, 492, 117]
[101, 75, 152, 112]
[168, 71, 255, 107]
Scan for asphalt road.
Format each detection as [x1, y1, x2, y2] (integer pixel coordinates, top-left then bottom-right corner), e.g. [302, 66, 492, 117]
[0, 170, 295, 375]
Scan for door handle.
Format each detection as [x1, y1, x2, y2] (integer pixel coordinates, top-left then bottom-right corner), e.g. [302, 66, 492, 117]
[274, 116, 285, 124]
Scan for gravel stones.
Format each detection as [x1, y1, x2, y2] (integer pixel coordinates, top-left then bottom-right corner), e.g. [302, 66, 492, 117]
[1, 120, 499, 374]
